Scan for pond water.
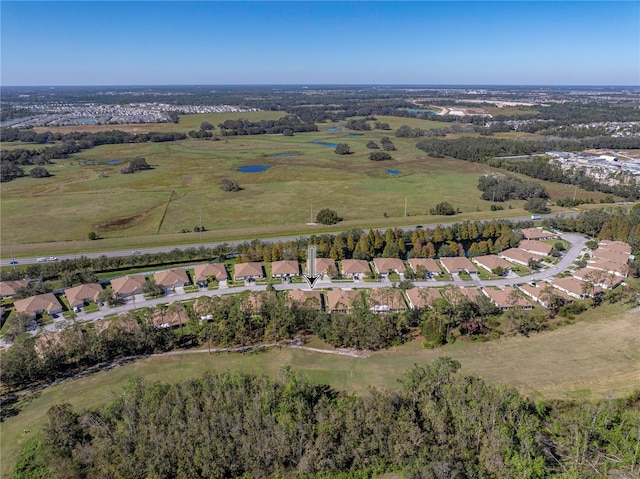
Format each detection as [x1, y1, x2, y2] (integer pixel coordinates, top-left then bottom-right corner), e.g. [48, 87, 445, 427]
[310, 141, 338, 148]
[270, 153, 297, 158]
[407, 109, 437, 115]
[348, 133, 363, 137]
[77, 159, 122, 165]
[386, 169, 401, 175]
[239, 165, 270, 173]
[327, 127, 342, 131]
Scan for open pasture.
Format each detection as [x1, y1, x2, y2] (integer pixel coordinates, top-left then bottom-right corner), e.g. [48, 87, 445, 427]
[2, 115, 616, 248]
[1, 304, 637, 478]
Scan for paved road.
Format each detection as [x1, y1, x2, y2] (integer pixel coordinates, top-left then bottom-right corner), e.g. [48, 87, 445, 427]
[20, 233, 587, 345]
[1, 213, 582, 267]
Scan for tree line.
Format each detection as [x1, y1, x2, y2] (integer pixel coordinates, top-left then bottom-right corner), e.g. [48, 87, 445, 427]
[15, 359, 640, 479]
[0, 129, 186, 182]
[416, 137, 640, 200]
[217, 115, 318, 136]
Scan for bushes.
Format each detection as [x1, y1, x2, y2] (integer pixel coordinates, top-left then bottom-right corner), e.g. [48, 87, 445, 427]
[430, 202, 457, 215]
[316, 208, 342, 225]
[369, 151, 392, 161]
[220, 179, 241, 192]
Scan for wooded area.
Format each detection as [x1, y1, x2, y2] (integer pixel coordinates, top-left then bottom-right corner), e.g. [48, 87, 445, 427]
[14, 360, 640, 479]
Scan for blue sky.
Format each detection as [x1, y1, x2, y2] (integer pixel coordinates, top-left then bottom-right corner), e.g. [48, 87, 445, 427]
[1, 1, 638, 86]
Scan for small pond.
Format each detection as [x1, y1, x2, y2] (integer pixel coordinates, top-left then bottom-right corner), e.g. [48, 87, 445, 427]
[310, 141, 338, 148]
[239, 165, 270, 173]
[270, 153, 297, 158]
[348, 133, 363, 137]
[407, 109, 437, 115]
[386, 169, 401, 175]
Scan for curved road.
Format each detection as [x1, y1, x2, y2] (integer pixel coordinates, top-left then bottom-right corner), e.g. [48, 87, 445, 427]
[25, 233, 587, 342]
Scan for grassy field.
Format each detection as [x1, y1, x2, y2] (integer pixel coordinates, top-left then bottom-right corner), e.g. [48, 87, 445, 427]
[2, 302, 638, 478]
[1, 112, 620, 254]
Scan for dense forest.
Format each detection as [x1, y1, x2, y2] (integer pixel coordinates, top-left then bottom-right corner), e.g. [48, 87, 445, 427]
[14, 360, 640, 479]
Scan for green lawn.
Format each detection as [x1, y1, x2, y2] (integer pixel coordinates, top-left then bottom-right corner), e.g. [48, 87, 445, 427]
[2, 302, 639, 478]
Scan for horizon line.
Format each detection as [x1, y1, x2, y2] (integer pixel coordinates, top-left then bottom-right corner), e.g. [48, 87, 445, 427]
[2, 83, 639, 89]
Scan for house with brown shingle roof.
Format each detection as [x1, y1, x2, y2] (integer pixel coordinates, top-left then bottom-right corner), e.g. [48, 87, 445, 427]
[405, 287, 442, 309]
[471, 254, 512, 273]
[368, 288, 407, 313]
[519, 240, 553, 257]
[407, 258, 441, 278]
[482, 286, 532, 310]
[271, 260, 300, 278]
[498, 248, 539, 267]
[234, 262, 264, 281]
[65, 283, 104, 309]
[517, 283, 572, 308]
[598, 240, 632, 255]
[14, 293, 63, 319]
[341, 259, 371, 279]
[111, 274, 146, 298]
[326, 288, 360, 312]
[286, 289, 323, 310]
[150, 303, 189, 329]
[443, 286, 482, 305]
[0, 279, 30, 298]
[193, 263, 228, 286]
[241, 290, 277, 316]
[591, 248, 630, 264]
[309, 258, 337, 277]
[573, 268, 623, 289]
[154, 268, 189, 290]
[521, 228, 555, 240]
[586, 258, 629, 278]
[550, 277, 602, 299]
[372, 258, 407, 277]
[439, 257, 478, 274]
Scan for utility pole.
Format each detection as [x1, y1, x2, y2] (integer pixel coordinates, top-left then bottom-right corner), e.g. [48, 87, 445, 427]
[10, 251, 16, 273]
[404, 197, 408, 217]
[572, 184, 578, 202]
[199, 208, 203, 245]
[310, 202, 313, 223]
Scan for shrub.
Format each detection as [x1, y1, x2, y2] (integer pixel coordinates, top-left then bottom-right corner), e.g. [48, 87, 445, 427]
[430, 201, 456, 215]
[334, 143, 351, 155]
[29, 166, 51, 178]
[369, 152, 392, 161]
[220, 179, 241, 192]
[316, 208, 342, 225]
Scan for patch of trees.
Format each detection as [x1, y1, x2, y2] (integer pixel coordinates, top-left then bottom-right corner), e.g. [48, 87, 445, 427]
[199, 121, 214, 130]
[366, 140, 379, 149]
[217, 114, 318, 136]
[17, 359, 640, 479]
[380, 137, 396, 151]
[187, 129, 213, 138]
[120, 157, 151, 174]
[430, 201, 457, 215]
[374, 121, 391, 130]
[334, 143, 352, 155]
[220, 178, 241, 192]
[524, 197, 551, 214]
[28, 166, 51, 178]
[316, 208, 342, 225]
[344, 118, 371, 131]
[395, 125, 425, 138]
[477, 175, 548, 202]
[369, 151, 392, 161]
